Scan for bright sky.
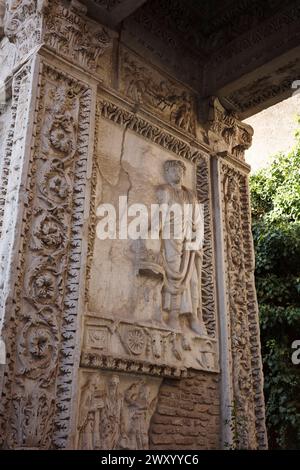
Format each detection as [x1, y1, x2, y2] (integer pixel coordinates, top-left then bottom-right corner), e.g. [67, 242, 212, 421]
[244, 93, 300, 173]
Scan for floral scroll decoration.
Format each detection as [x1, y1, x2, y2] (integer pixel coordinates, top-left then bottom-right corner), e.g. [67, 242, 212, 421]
[4, 67, 90, 450]
[222, 164, 258, 449]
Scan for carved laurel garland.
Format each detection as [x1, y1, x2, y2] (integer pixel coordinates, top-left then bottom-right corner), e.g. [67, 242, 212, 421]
[220, 160, 267, 449]
[86, 98, 217, 340]
[0, 62, 92, 449]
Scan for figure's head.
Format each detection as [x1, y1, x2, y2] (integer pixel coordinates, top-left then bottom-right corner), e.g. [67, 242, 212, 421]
[109, 374, 120, 392]
[164, 159, 186, 185]
[89, 374, 101, 390]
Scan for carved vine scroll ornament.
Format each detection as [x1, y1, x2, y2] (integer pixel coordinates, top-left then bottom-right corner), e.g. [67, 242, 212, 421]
[0, 63, 92, 449]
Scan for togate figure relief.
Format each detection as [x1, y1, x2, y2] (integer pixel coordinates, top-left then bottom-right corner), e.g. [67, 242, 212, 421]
[137, 159, 207, 336]
[78, 374, 125, 450]
[77, 374, 158, 450]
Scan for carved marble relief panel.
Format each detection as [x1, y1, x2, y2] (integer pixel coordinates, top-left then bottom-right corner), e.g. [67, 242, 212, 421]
[76, 370, 161, 450]
[84, 97, 218, 378]
[207, 98, 253, 161]
[119, 47, 196, 135]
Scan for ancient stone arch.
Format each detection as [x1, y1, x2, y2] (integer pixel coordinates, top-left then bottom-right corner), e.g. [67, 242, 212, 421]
[1, 0, 299, 450]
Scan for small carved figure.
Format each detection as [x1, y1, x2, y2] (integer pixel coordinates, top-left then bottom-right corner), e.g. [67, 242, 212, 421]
[78, 375, 104, 450]
[99, 374, 126, 449]
[122, 381, 156, 450]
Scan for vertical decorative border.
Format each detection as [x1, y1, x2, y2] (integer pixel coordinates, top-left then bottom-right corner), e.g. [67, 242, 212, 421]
[0, 58, 37, 396]
[220, 158, 267, 449]
[0, 60, 94, 449]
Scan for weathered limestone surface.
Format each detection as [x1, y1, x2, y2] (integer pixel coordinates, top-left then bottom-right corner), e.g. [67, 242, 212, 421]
[0, 0, 289, 450]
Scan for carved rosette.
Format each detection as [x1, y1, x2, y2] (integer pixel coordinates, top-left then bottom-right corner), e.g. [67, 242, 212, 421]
[220, 160, 267, 449]
[0, 63, 93, 449]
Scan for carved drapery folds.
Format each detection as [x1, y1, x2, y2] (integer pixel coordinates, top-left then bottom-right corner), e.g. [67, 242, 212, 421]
[220, 161, 267, 449]
[207, 97, 253, 161]
[0, 63, 93, 449]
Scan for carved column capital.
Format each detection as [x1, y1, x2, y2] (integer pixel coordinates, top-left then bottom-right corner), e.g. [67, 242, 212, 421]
[207, 97, 253, 161]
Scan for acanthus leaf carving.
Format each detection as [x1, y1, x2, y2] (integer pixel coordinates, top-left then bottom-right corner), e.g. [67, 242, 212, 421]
[2, 0, 114, 75]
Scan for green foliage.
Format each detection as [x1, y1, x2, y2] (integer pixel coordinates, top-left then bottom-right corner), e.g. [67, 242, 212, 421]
[250, 132, 300, 449]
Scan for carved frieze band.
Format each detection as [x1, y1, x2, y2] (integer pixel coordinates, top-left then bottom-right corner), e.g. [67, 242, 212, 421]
[220, 159, 267, 449]
[81, 314, 218, 377]
[119, 48, 196, 136]
[76, 370, 161, 450]
[0, 61, 93, 449]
